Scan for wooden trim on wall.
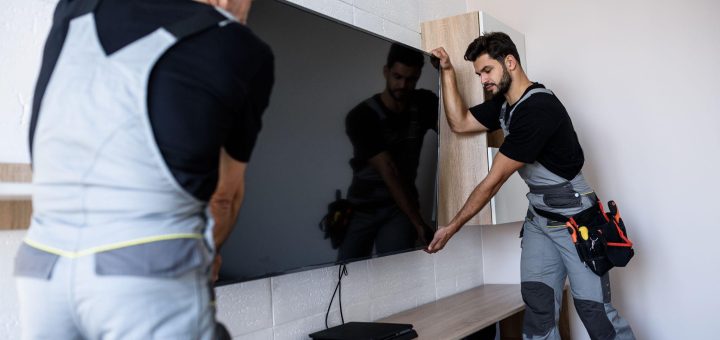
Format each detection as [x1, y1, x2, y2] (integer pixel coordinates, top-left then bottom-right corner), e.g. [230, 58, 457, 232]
[0, 201, 32, 230]
[421, 12, 492, 225]
[0, 163, 32, 182]
[1, 163, 33, 230]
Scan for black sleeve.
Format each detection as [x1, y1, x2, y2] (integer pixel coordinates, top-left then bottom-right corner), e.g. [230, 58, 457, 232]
[417, 89, 439, 132]
[468, 96, 504, 131]
[499, 104, 561, 163]
[224, 38, 275, 163]
[346, 106, 386, 160]
[428, 92, 440, 132]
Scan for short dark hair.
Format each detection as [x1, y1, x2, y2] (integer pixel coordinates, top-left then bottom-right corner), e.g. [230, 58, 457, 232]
[386, 43, 424, 69]
[464, 32, 521, 66]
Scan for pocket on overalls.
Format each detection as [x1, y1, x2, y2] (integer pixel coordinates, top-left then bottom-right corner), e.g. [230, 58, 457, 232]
[95, 239, 206, 278]
[542, 192, 582, 209]
[13, 243, 59, 279]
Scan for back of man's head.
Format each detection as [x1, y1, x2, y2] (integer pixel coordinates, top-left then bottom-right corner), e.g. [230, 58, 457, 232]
[386, 43, 424, 69]
[464, 32, 521, 66]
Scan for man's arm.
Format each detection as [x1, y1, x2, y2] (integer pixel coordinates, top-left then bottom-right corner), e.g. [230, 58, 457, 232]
[430, 47, 489, 133]
[427, 152, 524, 253]
[210, 148, 246, 251]
[369, 152, 431, 244]
[208, 149, 246, 281]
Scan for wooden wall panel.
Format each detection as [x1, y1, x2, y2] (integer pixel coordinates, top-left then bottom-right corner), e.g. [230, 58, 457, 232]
[0, 163, 31, 182]
[421, 12, 491, 225]
[0, 201, 32, 230]
[1, 163, 33, 230]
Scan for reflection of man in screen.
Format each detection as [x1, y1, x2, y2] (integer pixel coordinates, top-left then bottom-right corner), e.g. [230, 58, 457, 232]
[339, 43, 438, 260]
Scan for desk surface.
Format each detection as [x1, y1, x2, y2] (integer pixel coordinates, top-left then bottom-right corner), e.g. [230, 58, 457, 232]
[378, 284, 524, 340]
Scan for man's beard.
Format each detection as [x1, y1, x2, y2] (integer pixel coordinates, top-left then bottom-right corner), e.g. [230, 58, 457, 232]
[387, 84, 410, 101]
[485, 63, 512, 100]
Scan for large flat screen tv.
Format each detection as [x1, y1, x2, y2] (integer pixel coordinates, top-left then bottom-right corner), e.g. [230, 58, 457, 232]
[218, 0, 440, 285]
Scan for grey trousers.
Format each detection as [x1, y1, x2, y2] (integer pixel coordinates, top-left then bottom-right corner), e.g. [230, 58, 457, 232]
[521, 210, 635, 340]
[16, 255, 215, 340]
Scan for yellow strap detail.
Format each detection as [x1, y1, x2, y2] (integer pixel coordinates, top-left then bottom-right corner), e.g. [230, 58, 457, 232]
[24, 233, 203, 258]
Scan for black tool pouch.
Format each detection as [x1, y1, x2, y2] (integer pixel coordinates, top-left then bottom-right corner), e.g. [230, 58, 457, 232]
[535, 199, 634, 276]
[598, 201, 635, 267]
[319, 190, 354, 249]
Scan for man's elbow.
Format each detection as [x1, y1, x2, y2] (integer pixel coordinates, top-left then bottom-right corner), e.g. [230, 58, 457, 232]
[448, 122, 471, 134]
[210, 193, 234, 213]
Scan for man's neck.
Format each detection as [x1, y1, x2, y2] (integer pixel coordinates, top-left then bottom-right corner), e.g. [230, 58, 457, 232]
[380, 90, 406, 113]
[504, 76, 533, 106]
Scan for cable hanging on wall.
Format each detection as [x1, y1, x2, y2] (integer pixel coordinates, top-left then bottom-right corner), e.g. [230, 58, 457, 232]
[325, 264, 349, 329]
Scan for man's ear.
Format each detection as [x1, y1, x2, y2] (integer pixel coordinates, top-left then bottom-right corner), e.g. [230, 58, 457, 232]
[383, 65, 389, 79]
[505, 55, 517, 71]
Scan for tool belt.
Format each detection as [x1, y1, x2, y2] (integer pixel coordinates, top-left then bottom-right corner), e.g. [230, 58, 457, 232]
[319, 190, 354, 249]
[534, 199, 635, 276]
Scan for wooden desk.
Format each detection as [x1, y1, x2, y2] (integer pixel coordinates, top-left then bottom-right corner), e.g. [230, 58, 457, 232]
[379, 284, 523, 339]
[379, 284, 571, 340]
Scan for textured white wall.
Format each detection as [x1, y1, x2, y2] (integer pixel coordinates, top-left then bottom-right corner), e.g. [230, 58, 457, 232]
[465, 0, 720, 338]
[0, 0, 489, 339]
[0, 0, 57, 163]
[0, 231, 25, 340]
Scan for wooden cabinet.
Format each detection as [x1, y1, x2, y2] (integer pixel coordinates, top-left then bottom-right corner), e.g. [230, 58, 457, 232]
[421, 12, 528, 226]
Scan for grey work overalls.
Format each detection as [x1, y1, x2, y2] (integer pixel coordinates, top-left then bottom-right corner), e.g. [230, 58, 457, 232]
[501, 88, 635, 340]
[14, 1, 235, 339]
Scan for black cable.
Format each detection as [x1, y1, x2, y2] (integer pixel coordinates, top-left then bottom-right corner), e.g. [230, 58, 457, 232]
[325, 264, 349, 329]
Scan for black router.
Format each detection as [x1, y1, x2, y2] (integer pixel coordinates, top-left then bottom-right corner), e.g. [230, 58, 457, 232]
[308, 322, 417, 340]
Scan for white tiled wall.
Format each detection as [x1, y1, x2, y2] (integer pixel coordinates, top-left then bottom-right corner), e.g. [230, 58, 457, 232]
[215, 227, 484, 339]
[0, 0, 483, 339]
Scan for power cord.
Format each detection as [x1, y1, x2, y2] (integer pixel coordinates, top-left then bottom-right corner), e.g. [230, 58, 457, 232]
[325, 264, 349, 329]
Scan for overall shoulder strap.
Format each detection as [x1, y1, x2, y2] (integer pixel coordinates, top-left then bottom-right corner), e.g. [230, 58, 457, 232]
[166, 7, 235, 40]
[363, 97, 387, 120]
[505, 88, 554, 129]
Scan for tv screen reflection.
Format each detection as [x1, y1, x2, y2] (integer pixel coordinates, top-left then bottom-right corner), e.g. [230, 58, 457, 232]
[218, 0, 439, 284]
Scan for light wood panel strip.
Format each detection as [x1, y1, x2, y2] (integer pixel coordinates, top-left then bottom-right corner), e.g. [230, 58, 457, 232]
[421, 12, 491, 225]
[379, 284, 524, 339]
[0, 163, 32, 182]
[1, 163, 33, 229]
[0, 201, 32, 230]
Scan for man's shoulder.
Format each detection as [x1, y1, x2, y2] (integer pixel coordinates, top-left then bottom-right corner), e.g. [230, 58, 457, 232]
[412, 89, 438, 108]
[516, 85, 566, 117]
[347, 96, 386, 127]
[413, 89, 439, 100]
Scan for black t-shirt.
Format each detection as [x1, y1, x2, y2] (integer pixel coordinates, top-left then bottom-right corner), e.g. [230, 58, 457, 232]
[29, 0, 274, 201]
[469, 83, 584, 180]
[346, 89, 438, 179]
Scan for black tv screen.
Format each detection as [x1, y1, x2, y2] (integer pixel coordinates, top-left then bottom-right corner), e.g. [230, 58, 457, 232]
[218, 0, 440, 285]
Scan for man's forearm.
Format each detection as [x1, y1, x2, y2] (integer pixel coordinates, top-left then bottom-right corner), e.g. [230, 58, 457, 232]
[210, 189, 243, 251]
[377, 163, 425, 226]
[369, 153, 425, 226]
[446, 175, 504, 233]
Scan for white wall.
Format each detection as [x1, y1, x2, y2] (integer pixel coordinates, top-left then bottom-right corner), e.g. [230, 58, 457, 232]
[0, 0, 56, 163]
[0, 0, 486, 339]
[466, 0, 720, 338]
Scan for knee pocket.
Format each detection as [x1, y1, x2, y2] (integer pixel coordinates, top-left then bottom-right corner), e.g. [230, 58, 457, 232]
[521, 281, 555, 337]
[573, 298, 616, 340]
